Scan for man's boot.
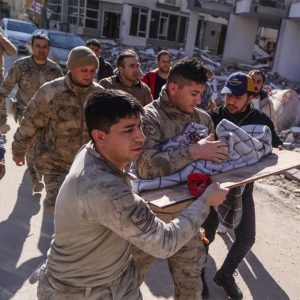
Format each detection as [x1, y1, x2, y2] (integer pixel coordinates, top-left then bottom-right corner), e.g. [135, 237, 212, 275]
[214, 268, 243, 299]
[201, 268, 209, 299]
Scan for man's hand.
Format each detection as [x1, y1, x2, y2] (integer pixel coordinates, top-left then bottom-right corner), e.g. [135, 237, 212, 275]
[200, 181, 228, 206]
[0, 161, 5, 180]
[13, 155, 25, 166]
[189, 135, 229, 163]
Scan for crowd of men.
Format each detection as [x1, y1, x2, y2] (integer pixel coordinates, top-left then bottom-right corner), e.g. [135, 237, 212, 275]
[0, 32, 283, 300]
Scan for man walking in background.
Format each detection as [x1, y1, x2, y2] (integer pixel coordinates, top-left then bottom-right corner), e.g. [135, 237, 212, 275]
[12, 46, 102, 216]
[0, 33, 63, 192]
[86, 38, 113, 81]
[141, 50, 171, 99]
[99, 49, 153, 106]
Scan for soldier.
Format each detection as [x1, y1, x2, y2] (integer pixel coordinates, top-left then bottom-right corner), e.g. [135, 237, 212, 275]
[99, 49, 153, 106]
[36, 89, 228, 299]
[12, 46, 102, 216]
[133, 57, 229, 299]
[86, 38, 113, 81]
[0, 33, 63, 192]
[0, 32, 17, 134]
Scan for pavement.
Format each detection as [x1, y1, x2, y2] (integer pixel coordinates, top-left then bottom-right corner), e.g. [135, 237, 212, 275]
[1, 55, 299, 300]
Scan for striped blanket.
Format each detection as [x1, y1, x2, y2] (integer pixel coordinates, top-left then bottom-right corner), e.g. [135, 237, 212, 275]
[131, 119, 273, 193]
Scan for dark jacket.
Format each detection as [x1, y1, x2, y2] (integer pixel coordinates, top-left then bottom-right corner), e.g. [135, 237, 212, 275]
[209, 104, 282, 147]
[97, 57, 113, 81]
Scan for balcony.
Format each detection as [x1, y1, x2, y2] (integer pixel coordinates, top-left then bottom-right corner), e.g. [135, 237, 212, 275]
[156, 0, 181, 11]
[235, 0, 288, 28]
[187, 0, 235, 18]
[289, 0, 300, 21]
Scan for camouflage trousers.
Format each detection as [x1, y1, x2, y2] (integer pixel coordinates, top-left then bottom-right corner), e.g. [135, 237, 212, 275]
[43, 173, 67, 217]
[37, 260, 142, 300]
[132, 232, 206, 300]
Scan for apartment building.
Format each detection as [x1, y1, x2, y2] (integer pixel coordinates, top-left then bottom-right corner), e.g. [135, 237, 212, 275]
[4, 0, 300, 81]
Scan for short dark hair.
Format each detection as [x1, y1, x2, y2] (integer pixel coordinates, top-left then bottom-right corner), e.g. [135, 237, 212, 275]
[85, 90, 144, 141]
[167, 57, 213, 88]
[248, 69, 266, 83]
[31, 33, 50, 46]
[157, 50, 171, 61]
[86, 39, 101, 48]
[117, 49, 138, 67]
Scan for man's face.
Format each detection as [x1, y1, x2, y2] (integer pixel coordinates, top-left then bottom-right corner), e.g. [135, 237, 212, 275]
[157, 55, 171, 74]
[32, 38, 50, 62]
[251, 73, 264, 96]
[119, 57, 139, 83]
[100, 114, 145, 169]
[88, 45, 101, 58]
[70, 65, 97, 86]
[168, 81, 205, 114]
[225, 93, 250, 114]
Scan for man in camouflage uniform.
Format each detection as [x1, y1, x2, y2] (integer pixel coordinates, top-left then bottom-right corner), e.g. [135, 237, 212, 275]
[99, 49, 153, 106]
[133, 57, 229, 299]
[37, 89, 228, 299]
[12, 46, 102, 216]
[0, 33, 63, 191]
[0, 32, 17, 133]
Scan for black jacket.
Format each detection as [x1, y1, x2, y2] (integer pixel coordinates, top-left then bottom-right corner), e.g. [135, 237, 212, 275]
[209, 105, 282, 147]
[97, 57, 113, 81]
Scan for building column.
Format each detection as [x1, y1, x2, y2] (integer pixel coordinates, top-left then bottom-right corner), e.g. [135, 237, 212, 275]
[222, 14, 258, 64]
[184, 11, 198, 56]
[272, 19, 300, 82]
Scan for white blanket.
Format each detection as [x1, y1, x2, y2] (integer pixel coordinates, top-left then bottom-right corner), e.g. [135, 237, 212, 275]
[132, 119, 272, 193]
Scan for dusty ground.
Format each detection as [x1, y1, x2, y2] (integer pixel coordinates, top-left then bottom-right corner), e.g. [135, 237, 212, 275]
[259, 174, 300, 211]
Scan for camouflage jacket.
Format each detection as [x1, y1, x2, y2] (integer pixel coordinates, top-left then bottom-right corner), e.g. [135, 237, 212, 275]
[12, 74, 103, 175]
[136, 87, 214, 179]
[0, 35, 17, 83]
[0, 55, 63, 111]
[47, 141, 209, 286]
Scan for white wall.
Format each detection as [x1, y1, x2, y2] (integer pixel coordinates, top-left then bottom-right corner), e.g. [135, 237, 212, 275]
[120, 3, 146, 47]
[272, 20, 300, 82]
[222, 14, 258, 64]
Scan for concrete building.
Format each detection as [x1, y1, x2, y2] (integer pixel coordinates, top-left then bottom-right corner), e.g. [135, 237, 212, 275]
[4, 0, 300, 82]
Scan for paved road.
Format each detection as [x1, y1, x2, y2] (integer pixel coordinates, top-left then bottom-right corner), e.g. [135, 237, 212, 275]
[1, 55, 299, 300]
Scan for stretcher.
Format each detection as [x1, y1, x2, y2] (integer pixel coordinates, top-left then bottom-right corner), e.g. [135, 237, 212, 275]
[140, 148, 300, 212]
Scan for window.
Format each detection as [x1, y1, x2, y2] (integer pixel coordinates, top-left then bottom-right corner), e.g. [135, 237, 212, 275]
[85, 0, 99, 28]
[178, 16, 188, 43]
[103, 11, 120, 38]
[129, 7, 148, 38]
[48, 0, 62, 22]
[68, 0, 98, 28]
[158, 13, 168, 40]
[149, 11, 187, 43]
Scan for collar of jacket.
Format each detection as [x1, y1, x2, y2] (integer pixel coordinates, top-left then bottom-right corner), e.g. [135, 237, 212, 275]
[64, 72, 94, 94]
[115, 72, 141, 87]
[159, 87, 195, 122]
[86, 141, 133, 182]
[30, 55, 49, 67]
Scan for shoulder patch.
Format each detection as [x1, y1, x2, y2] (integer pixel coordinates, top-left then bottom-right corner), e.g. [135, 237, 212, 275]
[130, 200, 156, 233]
[143, 122, 157, 136]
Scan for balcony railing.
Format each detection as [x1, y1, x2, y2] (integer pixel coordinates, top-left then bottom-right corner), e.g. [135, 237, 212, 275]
[254, 0, 287, 8]
[157, 0, 181, 7]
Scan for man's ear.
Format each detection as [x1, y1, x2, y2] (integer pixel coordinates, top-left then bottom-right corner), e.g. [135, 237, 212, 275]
[91, 129, 106, 146]
[168, 82, 178, 97]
